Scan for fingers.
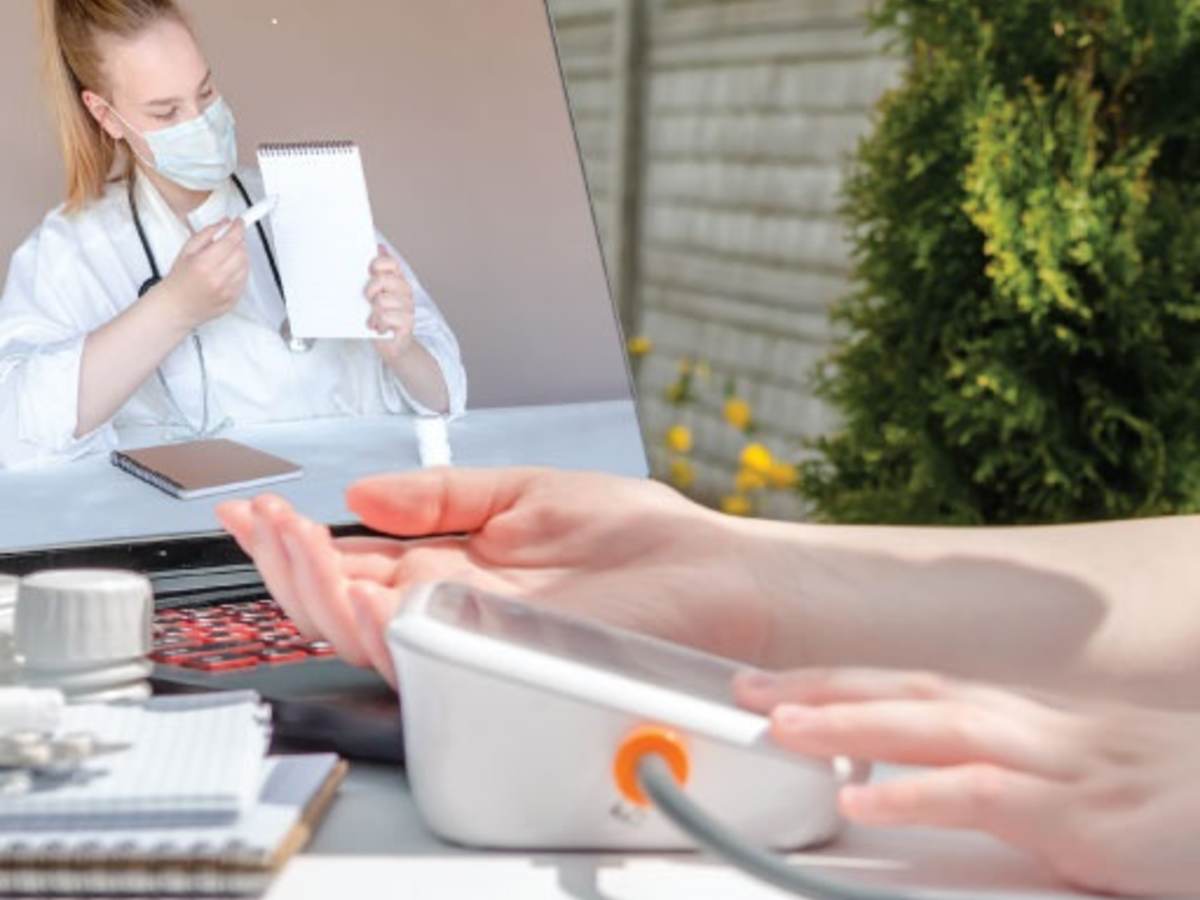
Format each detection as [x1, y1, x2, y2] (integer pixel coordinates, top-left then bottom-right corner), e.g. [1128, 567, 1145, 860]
[244, 496, 322, 638]
[839, 765, 1067, 853]
[367, 298, 412, 338]
[346, 467, 543, 537]
[213, 218, 247, 248]
[335, 535, 409, 558]
[213, 244, 250, 288]
[274, 507, 372, 668]
[769, 699, 1077, 779]
[736, 668, 952, 710]
[215, 500, 255, 556]
[370, 252, 403, 278]
[366, 272, 412, 305]
[371, 244, 402, 274]
[188, 219, 247, 263]
[736, 667, 1071, 730]
[217, 497, 414, 677]
[181, 220, 231, 256]
[365, 267, 414, 336]
[348, 580, 401, 688]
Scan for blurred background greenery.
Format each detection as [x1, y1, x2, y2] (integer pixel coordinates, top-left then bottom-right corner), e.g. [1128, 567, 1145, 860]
[550, 0, 1200, 525]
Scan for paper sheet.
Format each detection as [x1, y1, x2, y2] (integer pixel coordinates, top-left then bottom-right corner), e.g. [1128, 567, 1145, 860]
[258, 142, 379, 340]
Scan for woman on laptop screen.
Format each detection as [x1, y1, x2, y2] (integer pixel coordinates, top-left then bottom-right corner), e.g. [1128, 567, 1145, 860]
[0, 0, 466, 470]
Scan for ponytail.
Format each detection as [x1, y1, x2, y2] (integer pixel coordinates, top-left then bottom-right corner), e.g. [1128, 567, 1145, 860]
[36, 0, 186, 213]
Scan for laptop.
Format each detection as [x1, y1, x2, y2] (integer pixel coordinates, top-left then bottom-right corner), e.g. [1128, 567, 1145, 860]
[0, 0, 647, 763]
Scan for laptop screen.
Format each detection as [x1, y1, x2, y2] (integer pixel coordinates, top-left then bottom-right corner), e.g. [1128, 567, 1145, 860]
[0, 1, 646, 564]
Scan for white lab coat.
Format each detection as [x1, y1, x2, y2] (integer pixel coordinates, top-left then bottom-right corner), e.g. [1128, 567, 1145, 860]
[0, 168, 467, 470]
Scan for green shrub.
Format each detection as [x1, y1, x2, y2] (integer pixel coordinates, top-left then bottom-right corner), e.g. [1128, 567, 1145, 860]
[800, 1, 1200, 524]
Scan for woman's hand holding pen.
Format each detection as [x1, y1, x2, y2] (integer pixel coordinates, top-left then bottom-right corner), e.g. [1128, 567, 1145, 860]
[365, 244, 416, 361]
[154, 218, 250, 333]
[74, 218, 249, 437]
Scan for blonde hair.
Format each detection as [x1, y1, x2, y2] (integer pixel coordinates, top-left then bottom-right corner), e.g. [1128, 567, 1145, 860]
[37, 0, 186, 212]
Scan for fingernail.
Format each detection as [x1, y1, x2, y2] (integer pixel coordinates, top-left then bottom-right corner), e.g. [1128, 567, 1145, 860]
[774, 705, 820, 731]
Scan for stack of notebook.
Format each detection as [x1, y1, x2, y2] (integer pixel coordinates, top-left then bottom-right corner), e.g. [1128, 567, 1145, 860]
[0, 692, 345, 896]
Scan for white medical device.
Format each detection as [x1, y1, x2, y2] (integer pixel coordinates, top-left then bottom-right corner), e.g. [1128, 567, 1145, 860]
[387, 583, 865, 852]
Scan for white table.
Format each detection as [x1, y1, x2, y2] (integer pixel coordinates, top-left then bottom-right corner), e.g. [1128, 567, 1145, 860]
[0, 400, 648, 553]
[277, 762, 1098, 899]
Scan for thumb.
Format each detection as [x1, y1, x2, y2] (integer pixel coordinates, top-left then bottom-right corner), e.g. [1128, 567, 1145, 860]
[346, 467, 543, 537]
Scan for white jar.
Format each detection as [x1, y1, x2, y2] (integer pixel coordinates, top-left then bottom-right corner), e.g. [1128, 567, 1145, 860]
[15, 570, 153, 703]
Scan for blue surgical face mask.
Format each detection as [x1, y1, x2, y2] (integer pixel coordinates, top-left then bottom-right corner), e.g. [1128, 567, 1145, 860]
[108, 96, 239, 191]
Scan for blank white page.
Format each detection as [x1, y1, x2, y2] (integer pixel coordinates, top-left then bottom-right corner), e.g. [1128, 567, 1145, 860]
[258, 142, 378, 340]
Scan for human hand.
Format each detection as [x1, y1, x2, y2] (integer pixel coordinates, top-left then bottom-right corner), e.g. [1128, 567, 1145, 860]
[735, 667, 1200, 897]
[215, 468, 776, 686]
[159, 219, 249, 330]
[365, 244, 415, 360]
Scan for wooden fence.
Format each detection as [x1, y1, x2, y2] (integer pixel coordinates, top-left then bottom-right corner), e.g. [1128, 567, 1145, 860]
[550, 0, 901, 516]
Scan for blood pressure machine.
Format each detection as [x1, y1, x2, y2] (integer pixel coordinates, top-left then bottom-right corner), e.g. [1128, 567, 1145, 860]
[387, 583, 916, 900]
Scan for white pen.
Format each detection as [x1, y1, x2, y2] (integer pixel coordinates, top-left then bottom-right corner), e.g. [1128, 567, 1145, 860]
[212, 194, 279, 242]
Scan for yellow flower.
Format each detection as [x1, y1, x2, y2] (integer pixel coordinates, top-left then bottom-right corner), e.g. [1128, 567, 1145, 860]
[768, 462, 799, 490]
[723, 397, 753, 431]
[720, 494, 753, 517]
[677, 357, 694, 376]
[668, 458, 695, 490]
[665, 425, 693, 454]
[735, 468, 767, 493]
[740, 443, 774, 476]
[627, 335, 654, 357]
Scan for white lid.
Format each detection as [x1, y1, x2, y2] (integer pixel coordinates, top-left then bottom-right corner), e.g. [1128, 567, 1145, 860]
[15, 570, 153, 667]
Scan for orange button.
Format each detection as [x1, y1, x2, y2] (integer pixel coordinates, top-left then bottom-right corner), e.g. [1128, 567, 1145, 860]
[613, 725, 690, 807]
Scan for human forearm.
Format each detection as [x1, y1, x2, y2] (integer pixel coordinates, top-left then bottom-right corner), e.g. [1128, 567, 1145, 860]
[75, 285, 191, 437]
[380, 341, 450, 415]
[736, 515, 1200, 707]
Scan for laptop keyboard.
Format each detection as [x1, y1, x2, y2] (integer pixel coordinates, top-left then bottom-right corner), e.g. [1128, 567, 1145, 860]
[152, 598, 335, 672]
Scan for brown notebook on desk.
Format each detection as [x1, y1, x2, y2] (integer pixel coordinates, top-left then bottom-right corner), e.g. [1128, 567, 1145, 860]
[111, 438, 303, 500]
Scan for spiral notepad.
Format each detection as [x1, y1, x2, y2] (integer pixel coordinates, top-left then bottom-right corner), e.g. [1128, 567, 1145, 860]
[258, 141, 379, 340]
[0, 693, 269, 831]
[0, 755, 345, 896]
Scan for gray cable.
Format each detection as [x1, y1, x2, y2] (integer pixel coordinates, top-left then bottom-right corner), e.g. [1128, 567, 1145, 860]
[637, 755, 918, 900]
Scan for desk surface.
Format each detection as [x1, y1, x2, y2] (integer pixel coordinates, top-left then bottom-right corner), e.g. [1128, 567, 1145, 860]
[280, 762, 1100, 900]
[0, 400, 647, 553]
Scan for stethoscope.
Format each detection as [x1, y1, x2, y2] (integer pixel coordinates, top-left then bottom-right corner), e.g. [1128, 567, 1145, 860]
[128, 173, 313, 437]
